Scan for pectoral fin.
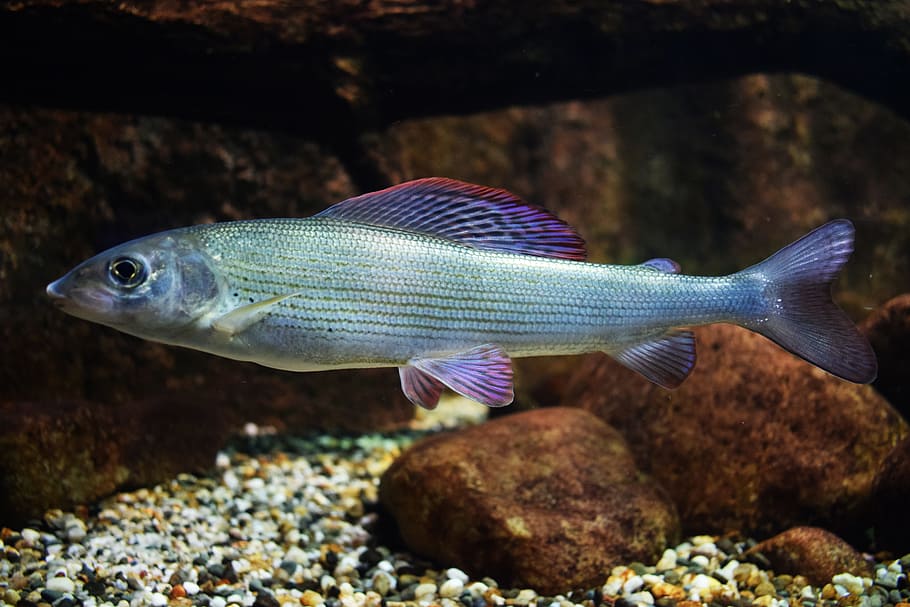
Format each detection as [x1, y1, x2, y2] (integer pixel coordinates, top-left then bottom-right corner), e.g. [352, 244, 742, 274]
[400, 344, 514, 408]
[212, 293, 302, 336]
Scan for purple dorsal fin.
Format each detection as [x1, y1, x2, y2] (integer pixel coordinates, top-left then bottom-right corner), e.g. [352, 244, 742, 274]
[406, 343, 514, 407]
[316, 178, 587, 260]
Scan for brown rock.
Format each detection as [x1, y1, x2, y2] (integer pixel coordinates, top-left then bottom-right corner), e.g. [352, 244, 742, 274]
[862, 294, 910, 418]
[747, 527, 871, 586]
[379, 407, 679, 594]
[871, 436, 910, 553]
[0, 398, 230, 525]
[561, 324, 907, 539]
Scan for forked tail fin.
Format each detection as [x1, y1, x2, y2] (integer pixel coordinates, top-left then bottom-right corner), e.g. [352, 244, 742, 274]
[738, 219, 877, 383]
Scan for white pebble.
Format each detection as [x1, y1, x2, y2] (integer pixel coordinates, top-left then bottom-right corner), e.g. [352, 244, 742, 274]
[623, 576, 644, 594]
[690, 574, 721, 590]
[45, 576, 75, 593]
[446, 568, 470, 583]
[414, 583, 437, 601]
[832, 573, 865, 595]
[655, 548, 677, 571]
[210, 597, 227, 607]
[149, 593, 168, 607]
[320, 575, 337, 593]
[439, 579, 464, 598]
[65, 520, 87, 542]
[626, 591, 654, 606]
[691, 555, 710, 568]
[466, 582, 488, 599]
[183, 582, 200, 596]
[21, 528, 40, 544]
[514, 589, 538, 605]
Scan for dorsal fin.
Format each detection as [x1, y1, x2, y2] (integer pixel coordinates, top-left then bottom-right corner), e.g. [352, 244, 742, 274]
[316, 178, 587, 260]
[641, 257, 681, 273]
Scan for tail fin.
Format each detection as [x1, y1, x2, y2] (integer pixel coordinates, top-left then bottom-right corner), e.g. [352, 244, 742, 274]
[739, 219, 877, 383]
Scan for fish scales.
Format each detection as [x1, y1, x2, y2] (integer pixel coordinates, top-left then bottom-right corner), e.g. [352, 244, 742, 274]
[188, 218, 746, 364]
[46, 177, 877, 407]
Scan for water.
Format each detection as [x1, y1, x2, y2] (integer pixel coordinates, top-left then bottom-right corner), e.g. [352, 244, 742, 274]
[1, 14, 908, 601]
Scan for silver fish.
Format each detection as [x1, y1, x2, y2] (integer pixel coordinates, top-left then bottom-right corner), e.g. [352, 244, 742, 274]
[46, 178, 877, 408]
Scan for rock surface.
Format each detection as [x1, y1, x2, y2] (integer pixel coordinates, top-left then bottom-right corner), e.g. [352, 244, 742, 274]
[0, 399, 230, 525]
[379, 407, 680, 594]
[747, 527, 871, 586]
[862, 294, 910, 420]
[871, 436, 910, 553]
[560, 324, 908, 539]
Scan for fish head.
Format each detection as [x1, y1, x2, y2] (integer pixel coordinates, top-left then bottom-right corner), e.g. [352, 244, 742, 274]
[46, 231, 221, 339]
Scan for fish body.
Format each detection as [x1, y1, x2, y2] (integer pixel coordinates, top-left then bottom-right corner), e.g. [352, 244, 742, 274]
[47, 178, 877, 408]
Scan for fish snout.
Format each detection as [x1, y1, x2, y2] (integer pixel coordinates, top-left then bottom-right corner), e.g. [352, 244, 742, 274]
[46, 278, 67, 300]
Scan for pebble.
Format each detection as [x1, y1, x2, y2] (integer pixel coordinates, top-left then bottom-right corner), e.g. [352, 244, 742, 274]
[439, 579, 464, 598]
[45, 576, 75, 593]
[0, 427, 907, 607]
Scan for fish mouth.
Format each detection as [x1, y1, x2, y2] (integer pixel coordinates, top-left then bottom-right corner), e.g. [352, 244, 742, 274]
[46, 277, 115, 318]
[46, 278, 69, 308]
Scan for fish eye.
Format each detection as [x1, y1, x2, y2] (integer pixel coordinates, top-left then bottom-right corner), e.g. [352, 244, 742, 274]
[108, 256, 147, 288]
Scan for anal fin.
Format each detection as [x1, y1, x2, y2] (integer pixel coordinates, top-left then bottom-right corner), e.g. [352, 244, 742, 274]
[613, 330, 696, 388]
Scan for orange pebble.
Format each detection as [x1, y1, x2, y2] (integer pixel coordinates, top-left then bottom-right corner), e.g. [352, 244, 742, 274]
[170, 584, 187, 599]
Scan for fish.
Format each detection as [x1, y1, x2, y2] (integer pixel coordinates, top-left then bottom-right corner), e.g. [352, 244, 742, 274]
[46, 177, 877, 408]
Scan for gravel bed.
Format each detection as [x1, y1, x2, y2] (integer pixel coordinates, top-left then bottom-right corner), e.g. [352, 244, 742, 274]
[1, 420, 908, 607]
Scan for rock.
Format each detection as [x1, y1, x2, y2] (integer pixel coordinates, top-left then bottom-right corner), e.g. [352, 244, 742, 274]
[871, 435, 910, 553]
[0, 108, 415, 524]
[746, 527, 871, 586]
[862, 294, 910, 419]
[379, 407, 679, 594]
[561, 324, 908, 539]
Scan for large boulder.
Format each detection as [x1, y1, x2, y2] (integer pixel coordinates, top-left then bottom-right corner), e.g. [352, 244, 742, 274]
[871, 435, 910, 553]
[560, 324, 907, 539]
[862, 293, 910, 420]
[379, 407, 679, 594]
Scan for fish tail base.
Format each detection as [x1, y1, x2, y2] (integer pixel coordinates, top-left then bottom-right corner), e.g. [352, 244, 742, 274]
[738, 219, 876, 383]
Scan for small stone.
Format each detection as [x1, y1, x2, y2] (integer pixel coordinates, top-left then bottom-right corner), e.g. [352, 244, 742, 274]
[832, 573, 867, 595]
[300, 590, 324, 607]
[45, 577, 75, 594]
[370, 571, 395, 596]
[183, 582, 200, 596]
[211, 596, 227, 607]
[446, 568, 470, 584]
[649, 582, 685, 601]
[755, 582, 776, 597]
[21, 528, 40, 542]
[440, 579, 464, 599]
[414, 583, 438, 601]
[655, 549, 677, 572]
[623, 576, 644, 594]
[149, 593, 168, 607]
